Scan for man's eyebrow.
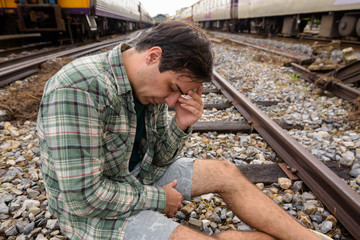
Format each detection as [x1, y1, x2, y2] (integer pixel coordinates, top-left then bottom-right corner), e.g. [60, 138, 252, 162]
[175, 83, 185, 95]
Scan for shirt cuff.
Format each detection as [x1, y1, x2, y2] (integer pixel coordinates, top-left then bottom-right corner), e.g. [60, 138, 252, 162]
[170, 118, 192, 138]
[143, 185, 167, 212]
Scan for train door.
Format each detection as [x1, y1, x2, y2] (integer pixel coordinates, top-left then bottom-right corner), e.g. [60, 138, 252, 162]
[230, 0, 238, 32]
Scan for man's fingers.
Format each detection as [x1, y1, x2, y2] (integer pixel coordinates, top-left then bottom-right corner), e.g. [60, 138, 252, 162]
[169, 179, 178, 188]
[196, 83, 203, 95]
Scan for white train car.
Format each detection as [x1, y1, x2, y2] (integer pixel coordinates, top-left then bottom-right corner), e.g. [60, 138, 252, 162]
[236, 0, 360, 37]
[175, 6, 193, 21]
[190, 0, 360, 38]
[193, 0, 234, 30]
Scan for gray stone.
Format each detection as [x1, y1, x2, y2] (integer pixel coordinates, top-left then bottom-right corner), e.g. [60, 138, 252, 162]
[283, 193, 293, 203]
[232, 216, 241, 224]
[203, 226, 213, 235]
[27, 189, 40, 198]
[350, 168, 360, 178]
[35, 234, 47, 240]
[220, 209, 227, 220]
[23, 221, 35, 235]
[310, 214, 323, 223]
[226, 211, 234, 218]
[209, 222, 217, 231]
[278, 177, 292, 189]
[5, 224, 18, 236]
[303, 203, 318, 215]
[9, 201, 21, 212]
[302, 192, 316, 200]
[2, 167, 23, 182]
[0, 110, 8, 121]
[175, 211, 186, 220]
[15, 234, 28, 240]
[188, 218, 202, 229]
[181, 202, 196, 215]
[291, 181, 303, 193]
[190, 211, 198, 219]
[213, 213, 222, 223]
[201, 193, 214, 202]
[22, 199, 40, 210]
[0, 219, 14, 233]
[198, 203, 206, 210]
[320, 221, 333, 234]
[237, 223, 252, 231]
[46, 219, 60, 230]
[0, 201, 9, 215]
[15, 220, 29, 233]
[202, 219, 211, 229]
[340, 151, 355, 167]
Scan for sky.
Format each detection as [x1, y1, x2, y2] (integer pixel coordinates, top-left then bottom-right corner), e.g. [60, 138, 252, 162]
[140, 0, 199, 17]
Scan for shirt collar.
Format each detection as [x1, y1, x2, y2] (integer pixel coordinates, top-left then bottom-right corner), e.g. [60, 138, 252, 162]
[107, 43, 133, 96]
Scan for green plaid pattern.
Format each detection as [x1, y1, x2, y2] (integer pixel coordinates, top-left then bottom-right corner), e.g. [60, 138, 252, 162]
[37, 44, 191, 240]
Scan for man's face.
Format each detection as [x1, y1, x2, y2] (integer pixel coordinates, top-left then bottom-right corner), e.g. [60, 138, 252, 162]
[135, 69, 202, 107]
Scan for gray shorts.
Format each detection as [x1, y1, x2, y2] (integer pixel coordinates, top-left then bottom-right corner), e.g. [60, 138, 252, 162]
[123, 157, 195, 240]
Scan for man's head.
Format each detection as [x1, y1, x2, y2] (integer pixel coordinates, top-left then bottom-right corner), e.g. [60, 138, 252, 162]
[135, 20, 213, 83]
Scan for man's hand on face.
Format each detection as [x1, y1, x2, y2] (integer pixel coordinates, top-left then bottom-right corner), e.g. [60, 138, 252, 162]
[174, 84, 204, 131]
[162, 179, 183, 217]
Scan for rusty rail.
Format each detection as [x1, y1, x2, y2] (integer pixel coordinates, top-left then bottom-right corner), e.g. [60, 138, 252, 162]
[226, 37, 360, 103]
[332, 60, 360, 85]
[0, 30, 146, 87]
[290, 62, 360, 102]
[212, 70, 360, 239]
[229, 38, 312, 62]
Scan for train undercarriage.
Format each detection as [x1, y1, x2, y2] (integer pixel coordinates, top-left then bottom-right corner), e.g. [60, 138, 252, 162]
[199, 11, 360, 40]
[13, 3, 146, 43]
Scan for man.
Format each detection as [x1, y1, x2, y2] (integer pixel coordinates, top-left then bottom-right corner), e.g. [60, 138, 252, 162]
[37, 20, 322, 240]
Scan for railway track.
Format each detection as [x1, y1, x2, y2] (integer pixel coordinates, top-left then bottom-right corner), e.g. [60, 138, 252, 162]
[171, 36, 360, 238]
[0, 31, 146, 87]
[207, 72, 359, 239]
[209, 32, 360, 108]
[0, 28, 359, 239]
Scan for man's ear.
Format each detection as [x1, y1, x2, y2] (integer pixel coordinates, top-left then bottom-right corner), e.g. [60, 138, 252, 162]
[146, 47, 162, 64]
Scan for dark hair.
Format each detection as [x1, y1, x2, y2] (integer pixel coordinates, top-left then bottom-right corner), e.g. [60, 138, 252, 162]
[135, 20, 213, 82]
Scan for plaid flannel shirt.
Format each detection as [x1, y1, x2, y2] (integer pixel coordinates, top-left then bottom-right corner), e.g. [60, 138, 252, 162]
[37, 43, 191, 239]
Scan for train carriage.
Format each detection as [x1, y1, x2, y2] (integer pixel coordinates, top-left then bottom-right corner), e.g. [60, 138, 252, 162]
[1, 0, 153, 41]
[0, 0, 18, 34]
[237, 0, 360, 37]
[174, 6, 193, 21]
[193, 0, 237, 31]
[191, 0, 360, 39]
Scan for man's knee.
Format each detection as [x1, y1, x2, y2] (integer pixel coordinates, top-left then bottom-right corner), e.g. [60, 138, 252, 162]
[169, 225, 213, 240]
[193, 159, 246, 192]
[206, 160, 243, 180]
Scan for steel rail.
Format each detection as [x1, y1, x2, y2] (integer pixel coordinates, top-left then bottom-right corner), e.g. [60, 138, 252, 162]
[0, 34, 133, 87]
[290, 62, 360, 102]
[212, 70, 360, 239]
[227, 37, 360, 103]
[229, 38, 312, 62]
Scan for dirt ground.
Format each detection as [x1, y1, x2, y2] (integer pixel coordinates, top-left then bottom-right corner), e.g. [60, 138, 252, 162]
[0, 57, 74, 123]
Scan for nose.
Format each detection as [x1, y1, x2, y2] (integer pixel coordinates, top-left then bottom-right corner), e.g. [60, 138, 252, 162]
[165, 92, 181, 107]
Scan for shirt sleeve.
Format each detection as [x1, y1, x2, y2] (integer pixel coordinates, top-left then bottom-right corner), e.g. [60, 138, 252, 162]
[41, 87, 166, 218]
[151, 104, 192, 167]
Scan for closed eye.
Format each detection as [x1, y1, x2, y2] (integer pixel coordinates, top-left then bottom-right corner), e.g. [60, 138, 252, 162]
[175, 83, 185, 95]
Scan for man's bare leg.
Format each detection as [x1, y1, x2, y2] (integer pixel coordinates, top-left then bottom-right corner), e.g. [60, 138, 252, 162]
[183, 159, 321, 240]
[169, 225, 276, 240]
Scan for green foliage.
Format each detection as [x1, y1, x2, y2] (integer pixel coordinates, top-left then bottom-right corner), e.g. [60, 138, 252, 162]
[290, 73, 299, 80]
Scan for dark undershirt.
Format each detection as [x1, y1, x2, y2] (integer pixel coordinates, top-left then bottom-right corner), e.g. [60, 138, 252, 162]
[129, 97, 146, 171]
